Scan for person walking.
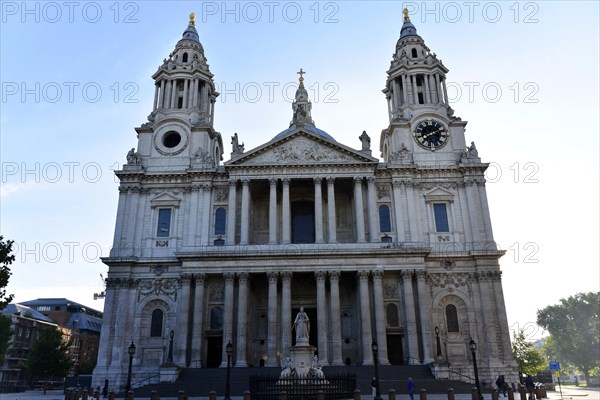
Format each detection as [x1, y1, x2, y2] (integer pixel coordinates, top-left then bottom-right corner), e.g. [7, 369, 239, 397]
[408, 377, 415, 400]
[372, 377, 377, 397]
[496, 375, 507, 397]
[524, 375, 535, 400]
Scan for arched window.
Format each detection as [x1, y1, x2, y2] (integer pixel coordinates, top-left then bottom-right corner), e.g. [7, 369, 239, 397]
[379, 205, 391, 233]
[210, 307, 223, 330]
[445, 304, 459, 332]
[411, 48, 418, 58]
[386, 303, 399, 327]
[182, 52, 188, 63]
[150, 309, 164, 337]
[214, 207, 226, 235]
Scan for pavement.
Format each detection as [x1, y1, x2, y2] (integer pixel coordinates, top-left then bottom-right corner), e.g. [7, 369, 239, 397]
[0, 386, 598, 400]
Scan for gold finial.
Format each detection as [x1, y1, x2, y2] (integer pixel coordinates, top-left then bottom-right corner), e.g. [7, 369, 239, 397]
[297, 68, 306, 86]
[403, 8, 410, 22]
[189, 12, 196, 26]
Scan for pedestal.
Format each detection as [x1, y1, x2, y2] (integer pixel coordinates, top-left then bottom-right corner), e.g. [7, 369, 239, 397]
[289, 345, 316, 379]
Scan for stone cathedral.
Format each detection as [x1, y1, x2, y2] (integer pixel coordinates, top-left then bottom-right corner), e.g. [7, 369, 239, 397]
[93, 11, 518, 390]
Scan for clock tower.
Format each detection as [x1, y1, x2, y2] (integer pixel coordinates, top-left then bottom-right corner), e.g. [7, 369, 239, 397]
[380, 9, 469, 166]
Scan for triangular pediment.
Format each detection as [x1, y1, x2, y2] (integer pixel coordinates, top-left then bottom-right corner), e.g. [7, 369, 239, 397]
[150, 192, 182, 207]
[226, 129, 377, 166]
[424, 187, 454, 202]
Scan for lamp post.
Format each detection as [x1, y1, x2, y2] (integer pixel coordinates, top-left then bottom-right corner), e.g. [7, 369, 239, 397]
[469, 339, 484, 400]
[224, 341, 233, 400]
[126, 341, 136, 394]
[371, 342, 382, 400]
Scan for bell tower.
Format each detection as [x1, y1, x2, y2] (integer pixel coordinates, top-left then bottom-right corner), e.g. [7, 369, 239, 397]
[380, 9, 469, 165]
[133, 13, 224, 172]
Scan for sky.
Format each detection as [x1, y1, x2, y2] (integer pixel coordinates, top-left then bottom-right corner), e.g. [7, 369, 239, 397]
[1, 1, 599, 342]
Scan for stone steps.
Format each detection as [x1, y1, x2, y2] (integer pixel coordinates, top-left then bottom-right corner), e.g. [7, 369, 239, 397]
[131, 366, 475, 397]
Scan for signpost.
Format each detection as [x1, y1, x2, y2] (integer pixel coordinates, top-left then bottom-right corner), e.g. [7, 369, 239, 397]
[550, 361, 562, 398]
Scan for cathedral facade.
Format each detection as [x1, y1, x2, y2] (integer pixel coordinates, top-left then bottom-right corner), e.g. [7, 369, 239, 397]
[93, 11, 518, 390]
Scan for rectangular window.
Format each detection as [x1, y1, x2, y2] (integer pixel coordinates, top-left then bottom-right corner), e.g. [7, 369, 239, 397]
[433, 203, 449, 232]
[156, 208, 172, 237]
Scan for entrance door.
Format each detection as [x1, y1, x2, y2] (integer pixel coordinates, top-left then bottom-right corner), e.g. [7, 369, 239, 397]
[291, 307, 318, 350]
[292, 201, 315, 243]
[387, 334, 404, 365]
[206, 337, 223, 368]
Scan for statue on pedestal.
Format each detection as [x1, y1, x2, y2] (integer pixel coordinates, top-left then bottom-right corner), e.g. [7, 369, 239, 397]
[293, 306, 310, 345]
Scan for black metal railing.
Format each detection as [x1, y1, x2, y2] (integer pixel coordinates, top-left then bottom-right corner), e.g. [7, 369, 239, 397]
[249, 372, 356, 400]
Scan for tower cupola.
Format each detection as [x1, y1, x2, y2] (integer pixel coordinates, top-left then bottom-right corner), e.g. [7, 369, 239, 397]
[146, 13, 219, 128]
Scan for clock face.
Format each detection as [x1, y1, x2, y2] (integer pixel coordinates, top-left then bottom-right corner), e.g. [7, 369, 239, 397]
[414, 119, 449, 150]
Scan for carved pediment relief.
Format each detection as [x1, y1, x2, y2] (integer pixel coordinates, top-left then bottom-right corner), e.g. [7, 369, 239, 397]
[150, 192, 181, 208]
[424, 187, 454, 202]
[226, 131, 376, 166]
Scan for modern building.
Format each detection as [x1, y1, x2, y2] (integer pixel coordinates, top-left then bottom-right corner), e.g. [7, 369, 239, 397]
[92, 10, 518, 391]
[20, 298, 103, 373]
[0, 304, 58, 391]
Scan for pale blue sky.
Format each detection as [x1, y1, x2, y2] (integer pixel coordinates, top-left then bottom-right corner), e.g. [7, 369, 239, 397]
[1, 1, 599, 339]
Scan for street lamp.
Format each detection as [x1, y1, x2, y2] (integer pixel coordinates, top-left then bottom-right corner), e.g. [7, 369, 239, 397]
[469, 339, 484, 400]
[371, 342, 382, 400]
[126, 341, 136, 394]
[224, 341, 233, 400]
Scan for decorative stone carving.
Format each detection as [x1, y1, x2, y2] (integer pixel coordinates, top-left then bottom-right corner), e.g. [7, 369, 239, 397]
[383, 282, 397, 299]
[215, 189, 228, 203]
[270, 137, 351, 162]
[208, 281, 224, 302]
[138, 278, 179, 301]
[427, 273, 470, 288]
[376, 185, 390, 199]
[126, 148, 141, 165]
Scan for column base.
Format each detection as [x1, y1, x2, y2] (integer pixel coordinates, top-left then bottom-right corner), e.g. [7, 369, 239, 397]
[362, 359, 374, 366]
[234, 361, 248, 368]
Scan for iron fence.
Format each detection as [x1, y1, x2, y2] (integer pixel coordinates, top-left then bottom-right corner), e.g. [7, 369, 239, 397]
[249, 372, 356, 400]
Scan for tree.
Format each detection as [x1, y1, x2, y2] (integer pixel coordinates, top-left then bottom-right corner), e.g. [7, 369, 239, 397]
[0, 235, 16, 310]
[0, 314, 12, 364]
[511, 328, 546, 378]
[537, 292, 600, 384]
[26, 328, 73, 393]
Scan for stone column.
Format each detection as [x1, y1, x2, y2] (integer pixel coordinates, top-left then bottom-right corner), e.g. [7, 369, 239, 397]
[200, 184, 212, 246]
[367, 176, 379, 242]
[96, 279, 117, 368]
[434, 74, 442, 104]
[282, 179, 291, 244]
[358, 271, 374, 365]
[175, 275, 192, 366]
[491, 272, 514, 361]
[415, 271, 433, 364]
[372, 270, 390, 365]
[424, 74, 431, 103]
[267, 272, 279, 366]
[170, 79, 178, 109]
[429, 75, 438, 103]
[187, 185, 201, 247]
[269, 178, 278, 244]
[464, 179, 482, 244]
[316, 271, 329, 364]
[402, 75, 410, 104]
[392, 180, 405, 242]
[442, 77, 449, 105]
[158, 80, 166, 109]
[190, 274, 205, 366]
[182, 79, 189, 109]
[210, 97, 216, 125]
[236, 273, 249, 367]
[164, 80, 172, 109]
[401, 271, 419, 364]
[153, 83, 159, 111]
[411, 75, 419, 104]
[329, 271, 344, 365]
[393, 78, 402, 107]
[220, 273, 235, 367]
[405, 181, 420, 242]
[226, 180, 237, 245]
[191, 78, 198, 109]
[477, 180, 494, 242]
[326, 177, 337, 243]
[240, 179, 250, 245]
[281, 272, 292, 359]
[109, 281, 128, 368]
[314, 177, 324, 243]
[353, 177, 366, 243]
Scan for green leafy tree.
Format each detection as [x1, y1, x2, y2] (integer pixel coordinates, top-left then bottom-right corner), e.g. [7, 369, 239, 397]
[0, 235, 16, 310]
[512, 328, 546, 378]
[537, 292, 600, 384]
[26, 328, 73, 393]
[0, 314, 12, 364]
